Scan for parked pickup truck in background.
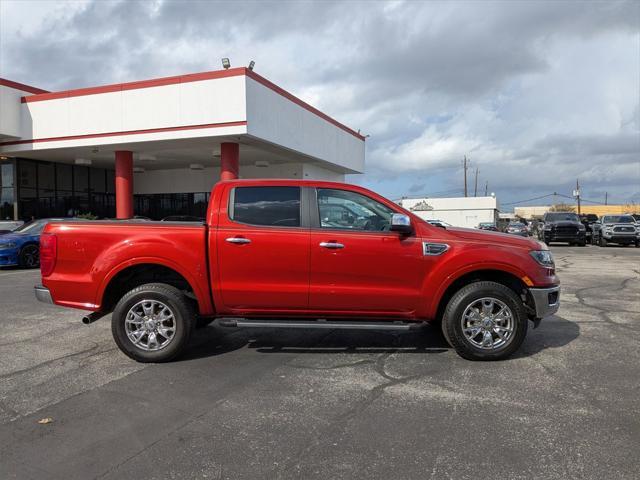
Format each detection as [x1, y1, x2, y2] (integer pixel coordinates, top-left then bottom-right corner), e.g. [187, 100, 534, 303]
[591, 215, 639, 247]
[538, 212, 586, 246]
[35, 180, 560, 362]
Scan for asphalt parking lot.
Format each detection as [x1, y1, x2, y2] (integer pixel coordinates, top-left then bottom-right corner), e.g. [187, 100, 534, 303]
[1, 245, 639, 479]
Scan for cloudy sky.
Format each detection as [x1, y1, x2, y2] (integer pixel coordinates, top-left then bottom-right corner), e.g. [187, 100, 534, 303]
[1, 0, 638, 208]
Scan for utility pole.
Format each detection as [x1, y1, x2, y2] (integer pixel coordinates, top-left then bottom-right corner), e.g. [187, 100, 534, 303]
[484, 180, 488, 196]
[463, 156, 469, 197]
[573, 179, 581, 215]
[605, 192, 608, 205]
[474, 168, 479, 197]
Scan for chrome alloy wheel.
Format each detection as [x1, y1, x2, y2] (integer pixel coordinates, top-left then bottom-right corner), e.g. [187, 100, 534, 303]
[461, 297, 515, 350]
[124, 300, 176, 351]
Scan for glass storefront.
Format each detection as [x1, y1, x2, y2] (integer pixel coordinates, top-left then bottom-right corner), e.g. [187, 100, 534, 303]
[15, 158, 115, 220]
[3, 157, 211, 221]
[134, 192, 210, 220]
[0, 159, 15, 220]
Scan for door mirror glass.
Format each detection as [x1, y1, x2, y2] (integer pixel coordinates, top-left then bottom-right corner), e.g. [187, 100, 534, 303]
[390, 213, 412, 234]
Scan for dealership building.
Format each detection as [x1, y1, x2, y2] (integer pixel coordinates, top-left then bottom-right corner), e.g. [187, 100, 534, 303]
[0, 68, 365, 220]
[397, 196, 499, 229]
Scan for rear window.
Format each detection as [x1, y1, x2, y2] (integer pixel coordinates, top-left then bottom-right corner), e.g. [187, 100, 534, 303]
[231, 186, 301, 227]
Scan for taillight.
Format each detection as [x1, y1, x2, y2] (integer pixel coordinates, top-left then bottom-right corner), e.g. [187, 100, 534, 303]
[40, 233, 57, 277]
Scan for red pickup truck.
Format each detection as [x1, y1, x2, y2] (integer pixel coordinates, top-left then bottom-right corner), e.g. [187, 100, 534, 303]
[35, 180, 559, 362]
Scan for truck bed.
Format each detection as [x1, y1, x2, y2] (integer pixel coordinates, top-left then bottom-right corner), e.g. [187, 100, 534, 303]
[42, 220, 212, 313]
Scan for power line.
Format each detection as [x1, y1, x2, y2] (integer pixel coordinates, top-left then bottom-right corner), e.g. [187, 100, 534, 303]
[555, 193, 610, 205]
[502, 193, 557, 206]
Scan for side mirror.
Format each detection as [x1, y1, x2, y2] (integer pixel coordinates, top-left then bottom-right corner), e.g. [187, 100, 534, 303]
[390, 213, 412, 234]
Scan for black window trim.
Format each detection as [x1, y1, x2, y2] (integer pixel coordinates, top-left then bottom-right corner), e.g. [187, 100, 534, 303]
[310, 187, 403, 236]
[228, 185, 309, 229]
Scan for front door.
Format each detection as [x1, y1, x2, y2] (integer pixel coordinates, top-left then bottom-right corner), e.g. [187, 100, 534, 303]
[216, 185, 310, 312]
[309, 188, 426, 316]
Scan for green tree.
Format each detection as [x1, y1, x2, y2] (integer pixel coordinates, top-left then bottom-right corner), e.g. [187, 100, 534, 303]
[549, 203, 575, 212]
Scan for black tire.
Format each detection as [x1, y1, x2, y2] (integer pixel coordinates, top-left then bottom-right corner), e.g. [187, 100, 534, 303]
[18, 243, 40, 268]
[599, 237, 607, 247]
[635, 241, 639, 248]
[111, 283, 195, 363]
[441, 281, 528, 361]
[578, 241, 586, 247]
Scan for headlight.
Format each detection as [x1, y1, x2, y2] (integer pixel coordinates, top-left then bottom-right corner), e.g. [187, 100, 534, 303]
[578, 224, 586, 231]
[530, 250, 555, 267]
[0, 242, 17, 250]
[543, 225, 552, 231]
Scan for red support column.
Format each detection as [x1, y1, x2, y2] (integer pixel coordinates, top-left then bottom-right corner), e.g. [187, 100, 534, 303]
[220, 142, 239, 181]
[115, 150, 133, 219]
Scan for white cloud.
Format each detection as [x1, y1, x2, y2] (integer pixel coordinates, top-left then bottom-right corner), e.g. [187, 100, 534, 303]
[0, 0, 638, 205]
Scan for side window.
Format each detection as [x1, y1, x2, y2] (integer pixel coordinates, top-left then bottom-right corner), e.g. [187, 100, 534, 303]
[317, 188, 393, 232]
[231, 186, 301, 227]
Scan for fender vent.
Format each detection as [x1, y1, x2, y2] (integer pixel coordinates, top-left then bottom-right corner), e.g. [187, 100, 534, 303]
[423, 242, 449, 256]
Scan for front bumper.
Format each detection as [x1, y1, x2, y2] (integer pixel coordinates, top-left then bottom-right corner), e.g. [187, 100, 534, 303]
[529, 286, 560, 319]
[0, 248, 19, 266]
[602, 233, 636, 244]
[544, 231, 585, 242]
[34, 285, 54, 304]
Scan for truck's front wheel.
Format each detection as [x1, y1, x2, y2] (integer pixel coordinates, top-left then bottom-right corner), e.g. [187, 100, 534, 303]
[442, 281, 528, 361]
[112, 283, 195, 363]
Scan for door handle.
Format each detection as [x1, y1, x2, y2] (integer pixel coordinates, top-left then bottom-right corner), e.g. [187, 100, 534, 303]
[319, 242, 344, 249]
[226, 237, 251, 244]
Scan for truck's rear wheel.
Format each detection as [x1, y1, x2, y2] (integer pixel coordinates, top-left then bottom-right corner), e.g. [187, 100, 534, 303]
[112, 283, 195, 362]
[442, 281, 528, 361]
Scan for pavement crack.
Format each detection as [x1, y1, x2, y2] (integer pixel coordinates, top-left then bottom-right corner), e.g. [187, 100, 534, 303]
[0, 343, 102, 380]
[572, 277, 639, 331]
[285, 358, 376, 370]
[275, 349, 421, 479]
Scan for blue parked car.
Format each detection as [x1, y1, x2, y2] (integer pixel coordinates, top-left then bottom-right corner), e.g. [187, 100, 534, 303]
[0, 218, 68, 268]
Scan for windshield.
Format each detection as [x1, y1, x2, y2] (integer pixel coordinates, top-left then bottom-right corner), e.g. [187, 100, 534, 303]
[602, 215, 635, 224]
[545, 213, 579, 222]
[12, 220, 47, 234]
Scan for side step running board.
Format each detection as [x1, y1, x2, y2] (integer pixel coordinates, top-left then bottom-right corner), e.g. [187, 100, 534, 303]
[218, 318, 421, 331]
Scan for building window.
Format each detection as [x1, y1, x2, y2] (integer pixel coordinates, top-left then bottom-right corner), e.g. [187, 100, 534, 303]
[133, 192, 211, 220]
[13, 158, 115, 220]
[0, 159, 16, 220]
[56, 164, 73, 191]
[0, 188, 14, 220]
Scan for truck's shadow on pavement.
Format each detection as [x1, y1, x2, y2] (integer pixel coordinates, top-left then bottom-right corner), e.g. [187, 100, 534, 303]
[513, 315, 580, 359]
[182, 315, 580, 361]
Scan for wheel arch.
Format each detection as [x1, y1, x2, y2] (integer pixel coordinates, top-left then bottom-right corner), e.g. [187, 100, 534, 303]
[98, 260, 212, 315]
[430, 267, 533, 322]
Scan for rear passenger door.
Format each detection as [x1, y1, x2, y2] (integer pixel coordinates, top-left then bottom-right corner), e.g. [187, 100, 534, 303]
[216, 185, 310, 312]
